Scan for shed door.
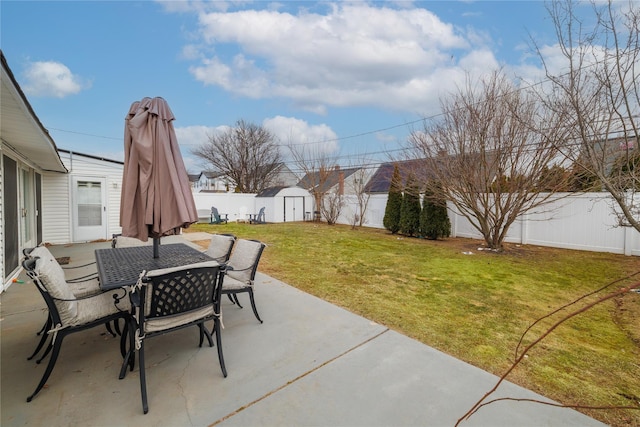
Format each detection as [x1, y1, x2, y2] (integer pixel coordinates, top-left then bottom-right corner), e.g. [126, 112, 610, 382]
[284, 196, 305, 222]
[72, 177, 107, 242]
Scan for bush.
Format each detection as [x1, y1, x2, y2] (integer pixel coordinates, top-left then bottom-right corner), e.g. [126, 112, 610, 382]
[420, 186, 451, 240]
[383, 164, 403, 234]
[400, 173, 421, 236]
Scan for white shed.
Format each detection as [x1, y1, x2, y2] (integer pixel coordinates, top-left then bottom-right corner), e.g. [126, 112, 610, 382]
[42, 149, 124, 244]
[255, 186, 314, 223]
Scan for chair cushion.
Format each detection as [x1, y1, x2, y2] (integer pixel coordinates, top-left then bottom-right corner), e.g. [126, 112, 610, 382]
[68, 278, 102, 297]
[33, 249, 78, 324]
[144, 305, 214, 333]
[73, 289, 130, 327]
[221, 275, 250, 290]
[226, 239, 263, 283]
[145, 260, 220, 278]
[206, 234, 235, 262]
[114, 236, 152, 248]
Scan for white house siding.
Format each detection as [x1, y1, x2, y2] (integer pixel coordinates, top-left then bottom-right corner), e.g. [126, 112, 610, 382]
[0, 152, 4, 285]
[42, 151, 124, 244]
[41, 171, 71, 244]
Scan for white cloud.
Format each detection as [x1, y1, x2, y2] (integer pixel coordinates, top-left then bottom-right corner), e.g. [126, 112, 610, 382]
[263, 115, 339, 154]
[175, 124, 229, 148]
[22, 61, 88, 98]
[185, 3, 493, 114]
[175, 124, 231, 173]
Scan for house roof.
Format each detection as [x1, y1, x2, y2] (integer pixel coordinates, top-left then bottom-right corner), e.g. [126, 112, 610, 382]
[204, 171, 224, 179]
[364, 159, 433, 193]
[1, 50, 67, 173]
[297, 167, 361, 192]
[58, 148, 123, 165]
[365, 152, 501, 193]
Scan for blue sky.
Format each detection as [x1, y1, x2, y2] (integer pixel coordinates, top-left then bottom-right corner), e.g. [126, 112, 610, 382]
[2, 1, 569, 174]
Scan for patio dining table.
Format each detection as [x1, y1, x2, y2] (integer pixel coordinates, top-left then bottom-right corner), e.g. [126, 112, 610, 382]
[95, 243, 214, 291]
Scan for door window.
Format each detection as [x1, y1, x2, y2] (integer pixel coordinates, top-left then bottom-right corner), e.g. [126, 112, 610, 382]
[77, 180, 103, 226]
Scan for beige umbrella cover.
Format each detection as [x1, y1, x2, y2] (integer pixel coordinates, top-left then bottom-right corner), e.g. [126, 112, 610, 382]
[120, 97, 197, 251]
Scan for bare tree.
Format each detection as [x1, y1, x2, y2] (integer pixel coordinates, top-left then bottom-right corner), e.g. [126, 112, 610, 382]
[346, 161, 373, 228]
[407, 70, 567, 250]
[192, 120, 282, 193]
[534, 0, 640, 230]
[322, 188, 345, 225]
[289, 143, 344, 224]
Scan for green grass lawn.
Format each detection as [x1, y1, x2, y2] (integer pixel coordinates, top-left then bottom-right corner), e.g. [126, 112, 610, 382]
[190, 221, 640, 426]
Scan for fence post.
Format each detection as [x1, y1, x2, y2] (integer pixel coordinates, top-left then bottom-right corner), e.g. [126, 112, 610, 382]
[520, 212, 528, 245]
[624, 226, 634, 256]
[447, 202, 457, 238]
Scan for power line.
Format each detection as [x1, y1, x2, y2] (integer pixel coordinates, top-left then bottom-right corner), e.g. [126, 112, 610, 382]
[48, 128, 121, 141]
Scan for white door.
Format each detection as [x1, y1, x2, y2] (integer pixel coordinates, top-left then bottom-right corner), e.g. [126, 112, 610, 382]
[284, 197, 305, 222]
[72, 177, 107, 242]
[19, 167, 36, 249]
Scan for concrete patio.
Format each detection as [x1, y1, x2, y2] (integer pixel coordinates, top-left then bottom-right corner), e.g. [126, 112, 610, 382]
[1, 233, 604, 426]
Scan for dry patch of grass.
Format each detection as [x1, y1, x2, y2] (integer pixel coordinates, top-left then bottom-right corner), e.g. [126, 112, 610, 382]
[188, 222, 640, 426]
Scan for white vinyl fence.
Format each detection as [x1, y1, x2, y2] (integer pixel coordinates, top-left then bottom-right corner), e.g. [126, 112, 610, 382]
[446, 193, 640, 256]
[194, 192, 640, 256]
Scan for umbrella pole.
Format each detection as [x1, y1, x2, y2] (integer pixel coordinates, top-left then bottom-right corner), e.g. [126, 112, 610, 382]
[153, 237, 160, 258]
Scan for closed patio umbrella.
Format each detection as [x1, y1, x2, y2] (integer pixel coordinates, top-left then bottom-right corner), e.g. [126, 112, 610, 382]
[120, 97, 198, 258]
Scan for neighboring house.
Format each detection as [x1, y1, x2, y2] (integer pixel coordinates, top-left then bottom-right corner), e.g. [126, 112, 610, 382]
[44, 149, 124, 245]
[188, 173, 199, 190]
[194, 171, 230, 192]
[266, 163, 299, 188]
[193, 163, 299, 193]
[1, 50, 67, 290]
[297, 166, 365, 195]
[364, 159, 434, 194]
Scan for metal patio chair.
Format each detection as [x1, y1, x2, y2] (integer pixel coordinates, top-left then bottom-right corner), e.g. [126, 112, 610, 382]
[22, 256, 130, 402]
[222, 239, 266, 323]
[204, 233, 236, 263]
[123, 261, 227, 414]
[22, 246, 107, 362]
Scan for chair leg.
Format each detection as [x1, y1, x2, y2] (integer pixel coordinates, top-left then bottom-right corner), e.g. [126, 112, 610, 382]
[198, 323, 213, 348]
[105, 321, 117, 337]
[36, 316, 49, 335]
[247, 289, 263, 324]
[27, 333, 64, 402]
[119, 317, 136, 380]
[213, 318, 227, 378]
[36, 338, 54, 364]
[226, 294, 236, 305]
[139, 342, 149, 414]
[232, 293, 243, 308]
[28, 317, 52, 360]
